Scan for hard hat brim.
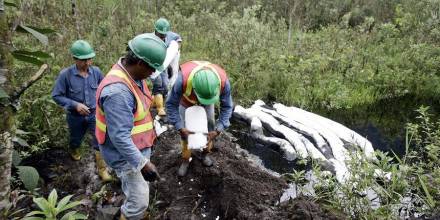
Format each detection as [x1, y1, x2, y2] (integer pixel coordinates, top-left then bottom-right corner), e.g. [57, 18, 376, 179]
[155, 29, 168, 35]
[196, 94, 219, 105]
[74, 52, 96, 60]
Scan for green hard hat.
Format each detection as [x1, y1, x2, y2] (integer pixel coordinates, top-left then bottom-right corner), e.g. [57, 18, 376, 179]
[128, 33, 167, 71]
[193, 69, 220, 105]
[70, 40, 95, 59]
[154, 18, 170, 34]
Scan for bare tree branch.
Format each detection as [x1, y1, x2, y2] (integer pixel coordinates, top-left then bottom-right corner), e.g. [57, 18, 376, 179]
[10, 63, 48, 101]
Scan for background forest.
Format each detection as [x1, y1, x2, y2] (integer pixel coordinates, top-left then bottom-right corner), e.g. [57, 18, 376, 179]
[2, 0, 440, 219]
[9, 0, 440, 151]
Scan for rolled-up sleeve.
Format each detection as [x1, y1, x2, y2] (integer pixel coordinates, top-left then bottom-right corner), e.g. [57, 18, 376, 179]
[100, 83, 147, 170]
[166, 73, 184, 130]
[51, 70, 78, 111]
[216, 79, 233, 131]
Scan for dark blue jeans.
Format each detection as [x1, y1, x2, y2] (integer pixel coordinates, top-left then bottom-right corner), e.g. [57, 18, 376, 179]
[66, 111, 98, 150]
[152, 70, 169, 96]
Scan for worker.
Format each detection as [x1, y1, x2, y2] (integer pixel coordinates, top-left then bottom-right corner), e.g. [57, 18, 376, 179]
[166, 61, 233, 177]
[151, 17, 182, 117]
[95, 34, 165, 220]
[52, 40, 111, 182]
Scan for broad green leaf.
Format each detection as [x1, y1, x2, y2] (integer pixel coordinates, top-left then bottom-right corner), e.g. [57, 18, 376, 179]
[32, 197, 50, 213]
[48, 189, 58, 208]
[0, 86, 9, 98]
[56, 195, 73, 211]
[17, 166, 40, 191]
[58, 200, 81, 213]
[60, 211, 87, 220]
[60, 211, 77, 220]
[12, 136, 30, 147]
[24, 210, 45, 217]
[13, 50, 51, 59]
[72, 213, 87, 219]
[17, 25, 48, 46]
[12, 53, 44, 66]
[12, 150, 22, 166]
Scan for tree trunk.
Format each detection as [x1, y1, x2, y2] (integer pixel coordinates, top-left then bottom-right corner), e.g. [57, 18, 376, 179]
[0, 2, 14, 211]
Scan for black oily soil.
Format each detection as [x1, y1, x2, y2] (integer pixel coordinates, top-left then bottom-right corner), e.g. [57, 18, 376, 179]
[150, 129, 345, 220]
[19, 126, 346, 219]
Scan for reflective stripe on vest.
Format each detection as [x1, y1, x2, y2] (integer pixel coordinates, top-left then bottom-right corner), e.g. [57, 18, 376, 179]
[95, 67, 155, 149]
[183, 61, 223, 105]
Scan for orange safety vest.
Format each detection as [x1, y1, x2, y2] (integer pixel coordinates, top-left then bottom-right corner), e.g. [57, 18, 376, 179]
[95, 64, 156, 150]
[180, 61, 228, 107]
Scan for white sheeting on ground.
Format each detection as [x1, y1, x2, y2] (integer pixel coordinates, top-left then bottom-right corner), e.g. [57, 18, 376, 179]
[250, 117, 298, 160]
[234, 100, 376, 183]
[289, 105, 374, 159]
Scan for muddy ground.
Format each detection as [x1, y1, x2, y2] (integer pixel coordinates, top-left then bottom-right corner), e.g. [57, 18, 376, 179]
[17, 128, 345, 220]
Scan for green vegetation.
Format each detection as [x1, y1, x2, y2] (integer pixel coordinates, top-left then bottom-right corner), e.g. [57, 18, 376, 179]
[309, 107, 440, 219]
[23, 189, 86, 220]
[10, 0, 440, 153]
[4, 0, 440, 218]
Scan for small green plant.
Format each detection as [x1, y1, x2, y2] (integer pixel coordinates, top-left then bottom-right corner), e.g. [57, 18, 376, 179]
[23, 189, 86, 220]
[283, 169, 308, 196]
[148, 190, 161, 218]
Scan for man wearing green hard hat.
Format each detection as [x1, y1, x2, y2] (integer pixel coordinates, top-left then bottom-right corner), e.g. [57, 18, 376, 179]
[95, 33, 166, 220]
[166, 61, 234, 177]
[52, 40, 112, 183]
[150, 18, 182, 118]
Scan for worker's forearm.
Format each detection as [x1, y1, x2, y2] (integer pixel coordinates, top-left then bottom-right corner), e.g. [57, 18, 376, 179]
[217, 81, 233, 131]
[166, 102, 183, 130]
[166, 74, 184, 130]
[110, 131, 148, 171]
[52, 95, 78, 111]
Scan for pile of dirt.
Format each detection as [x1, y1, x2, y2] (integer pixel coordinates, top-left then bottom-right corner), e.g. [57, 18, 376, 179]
[18, 127, 345, 219]
[150, 129, 345, 220]
[150, 129, 286, 219]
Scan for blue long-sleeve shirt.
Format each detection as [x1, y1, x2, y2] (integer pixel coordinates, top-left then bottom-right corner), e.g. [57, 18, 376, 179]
[52, 64, 103, 111]
[165, 31, 182, 47]
[166, 72, 233, 131]
[98, 61, 149, 172]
